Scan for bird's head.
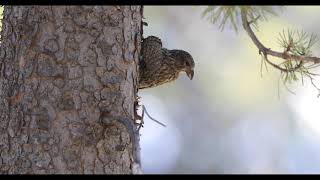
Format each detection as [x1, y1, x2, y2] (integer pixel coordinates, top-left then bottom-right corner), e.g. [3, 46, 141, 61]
[169, 50, 195, 80]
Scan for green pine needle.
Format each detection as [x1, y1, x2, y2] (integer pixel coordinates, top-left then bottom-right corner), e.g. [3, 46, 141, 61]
[202, 6, 283, 33]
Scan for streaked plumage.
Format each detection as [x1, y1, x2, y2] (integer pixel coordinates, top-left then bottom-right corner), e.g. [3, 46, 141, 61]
[139, 36, 195, 89]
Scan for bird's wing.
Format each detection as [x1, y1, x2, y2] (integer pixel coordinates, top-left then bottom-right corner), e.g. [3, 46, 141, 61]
[142, 36, 163, 65]
[138, 36, 164, 89]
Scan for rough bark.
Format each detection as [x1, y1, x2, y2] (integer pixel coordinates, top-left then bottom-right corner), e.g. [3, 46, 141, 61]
[0, 6, 142, 174]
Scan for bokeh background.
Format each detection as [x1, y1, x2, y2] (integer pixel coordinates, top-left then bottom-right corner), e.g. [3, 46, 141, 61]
[139, 6, 320, 174]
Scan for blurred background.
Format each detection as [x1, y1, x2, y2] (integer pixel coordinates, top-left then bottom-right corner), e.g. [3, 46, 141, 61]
[139, 6, 320, 174]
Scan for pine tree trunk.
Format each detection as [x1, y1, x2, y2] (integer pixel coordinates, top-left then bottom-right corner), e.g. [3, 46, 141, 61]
[0, 6, 142, 174]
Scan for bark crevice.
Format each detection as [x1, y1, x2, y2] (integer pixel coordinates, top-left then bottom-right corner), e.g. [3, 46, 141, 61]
[0, 6, 142, 174]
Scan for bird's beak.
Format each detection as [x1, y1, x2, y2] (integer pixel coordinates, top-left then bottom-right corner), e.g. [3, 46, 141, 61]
[186, 69, 194, 80]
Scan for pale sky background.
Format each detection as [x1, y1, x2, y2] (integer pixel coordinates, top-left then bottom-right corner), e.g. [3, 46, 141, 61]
[139, 6, 320, 174]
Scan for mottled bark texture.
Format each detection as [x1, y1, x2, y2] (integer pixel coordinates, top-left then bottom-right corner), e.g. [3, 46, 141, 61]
[0, 6, 142, 174]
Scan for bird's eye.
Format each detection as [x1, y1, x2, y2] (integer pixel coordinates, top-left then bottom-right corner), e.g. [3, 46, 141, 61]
[185, 61, 190, 66]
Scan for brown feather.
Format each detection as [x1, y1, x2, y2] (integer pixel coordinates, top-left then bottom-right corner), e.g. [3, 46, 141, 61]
[139, 36, 195, 89]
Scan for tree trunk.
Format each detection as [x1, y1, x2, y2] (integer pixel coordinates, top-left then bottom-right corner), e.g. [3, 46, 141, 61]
[0, 6, 142, 174]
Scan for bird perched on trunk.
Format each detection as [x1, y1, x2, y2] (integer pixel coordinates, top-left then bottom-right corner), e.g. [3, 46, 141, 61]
[139, 36, 195, 89]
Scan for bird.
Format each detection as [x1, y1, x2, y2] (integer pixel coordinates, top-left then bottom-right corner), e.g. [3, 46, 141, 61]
[139, 36, 195, 89]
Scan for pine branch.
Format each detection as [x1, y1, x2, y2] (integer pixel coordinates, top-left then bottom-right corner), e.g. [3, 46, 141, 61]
[240, 8, 320, 64]
[263, 54, 303, 73]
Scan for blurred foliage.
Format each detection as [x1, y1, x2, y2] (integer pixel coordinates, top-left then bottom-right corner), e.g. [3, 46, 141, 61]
[263, 29, 320, 95]
[277, 29, 318, 56]
[202, 6, 283, 32]
[202, 6, 320, 96]
[278, 29, 319, 85]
